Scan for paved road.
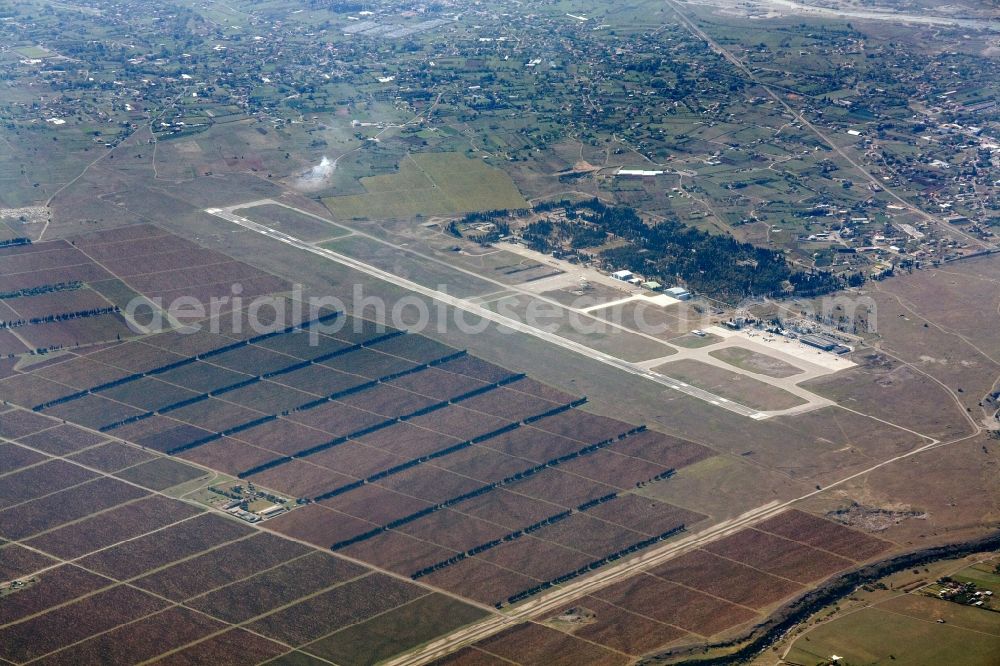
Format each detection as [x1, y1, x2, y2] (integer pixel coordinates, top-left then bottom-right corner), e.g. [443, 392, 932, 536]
[229, 201, 682, 352]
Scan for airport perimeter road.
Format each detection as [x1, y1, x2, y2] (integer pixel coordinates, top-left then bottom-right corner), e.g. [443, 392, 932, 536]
[206, 206, 825, 419]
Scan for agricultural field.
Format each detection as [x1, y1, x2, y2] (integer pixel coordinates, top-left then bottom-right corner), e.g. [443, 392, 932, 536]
[467, 622, 629, 666]
[0, 224, 731, 631]
[0, 225, 291, 357]
[303, 593, 487, 666]
[439, 509, 895, 661]
[783, 594, 1000, 666]
[0, 288, 750, 663]
[0, 407, 486, 665]
[952, 556, 1000, 590]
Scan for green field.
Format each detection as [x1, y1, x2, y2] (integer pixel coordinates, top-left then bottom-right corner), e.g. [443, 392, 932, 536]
[953, 557, 1000, 590]
[14, 45, 50, 58]
[322, 152, 527, 220]
[784, 595, 1000, 666]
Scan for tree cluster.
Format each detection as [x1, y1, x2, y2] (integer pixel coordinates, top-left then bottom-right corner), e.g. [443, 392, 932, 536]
[528, 199, 845, 303]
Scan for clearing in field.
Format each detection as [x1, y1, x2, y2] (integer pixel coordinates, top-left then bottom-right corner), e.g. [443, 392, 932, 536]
[783, 595, 1000, 666]
[322, 152, 527, 220]
[14, 46, 51, 59]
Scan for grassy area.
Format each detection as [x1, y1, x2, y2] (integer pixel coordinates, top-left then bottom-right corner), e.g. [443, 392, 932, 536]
[318, 235, 497, 299]
[323, 152, 527, 220]
[653, 358, 807, 411]
[0, 222, 21, 242]
[486, 294, 676, 363]
[14, 45, 50, 58]
[670, 332, 723, 349]
[784, 595, 1000, 666]
[709, 346, 804, 378]
[952, 557, 1000, 590]
[636, 455, 808, 523]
